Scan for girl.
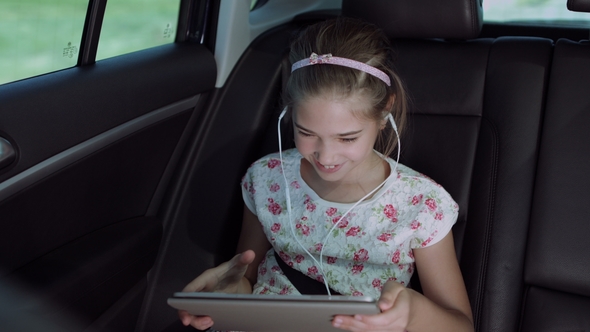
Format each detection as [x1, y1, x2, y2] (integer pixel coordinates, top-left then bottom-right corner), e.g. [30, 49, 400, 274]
[180, 17, 473, 332]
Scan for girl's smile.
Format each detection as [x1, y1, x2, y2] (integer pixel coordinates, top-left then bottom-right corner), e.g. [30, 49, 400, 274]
[313, 158, 343, 173]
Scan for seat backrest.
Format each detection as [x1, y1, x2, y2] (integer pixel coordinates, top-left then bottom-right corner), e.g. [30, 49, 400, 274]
[520, 34, 590, 332]
[343, 1, 553, 331]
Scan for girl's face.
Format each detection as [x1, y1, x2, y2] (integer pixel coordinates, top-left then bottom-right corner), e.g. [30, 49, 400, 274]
[293, 93, 383, 184]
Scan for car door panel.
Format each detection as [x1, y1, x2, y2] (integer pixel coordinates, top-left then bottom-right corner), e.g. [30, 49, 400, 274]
[0, 43, 214, 182]
[11, 217, 162, 326]
[0, 42, 216, 329]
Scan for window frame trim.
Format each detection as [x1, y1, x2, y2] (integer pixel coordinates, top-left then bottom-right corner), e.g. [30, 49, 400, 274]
[79, 0, 107, 66]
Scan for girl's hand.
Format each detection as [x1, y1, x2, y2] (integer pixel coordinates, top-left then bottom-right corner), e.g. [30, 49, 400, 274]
[332, 280, 411, 332]
[178, 250, 256, 330]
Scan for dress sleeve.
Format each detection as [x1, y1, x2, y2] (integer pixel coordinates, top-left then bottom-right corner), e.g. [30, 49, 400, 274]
[410, 182, 459, 249]
[240, 153, 285, 217]
[240, 165, 257, 215]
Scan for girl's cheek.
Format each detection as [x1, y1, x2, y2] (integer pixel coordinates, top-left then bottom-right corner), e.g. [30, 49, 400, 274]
[293, 139, 305, 154]
[294, 137, 313, 152]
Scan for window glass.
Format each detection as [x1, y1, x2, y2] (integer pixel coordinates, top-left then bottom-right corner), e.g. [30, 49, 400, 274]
[0, 0, 87, 85]
[484, 0, 590, 27]
[96, 0, 181, 60]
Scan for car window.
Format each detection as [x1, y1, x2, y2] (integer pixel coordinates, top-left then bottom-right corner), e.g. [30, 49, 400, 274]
[96, 0, 181, 61]
[0, 0, 88, 85]
[484, 0, 590, 27]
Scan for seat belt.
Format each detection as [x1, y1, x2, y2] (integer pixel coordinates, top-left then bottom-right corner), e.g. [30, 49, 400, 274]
[273, 251, 341, 295]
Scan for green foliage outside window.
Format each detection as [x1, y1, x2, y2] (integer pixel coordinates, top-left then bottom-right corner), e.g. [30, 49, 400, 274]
[96, 0, 180, 61]
[0, 0, 86, 85]
[485, 0, 590, 25]
[0, 0, 180, 86]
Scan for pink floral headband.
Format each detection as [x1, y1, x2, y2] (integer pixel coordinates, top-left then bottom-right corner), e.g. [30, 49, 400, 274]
[291, 52, 391, 86]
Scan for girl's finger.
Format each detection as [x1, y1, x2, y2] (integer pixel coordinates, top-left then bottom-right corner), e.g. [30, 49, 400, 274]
[377, 281, 404, 311]
[178, 310, 192, 326]
[333, 314, 397, 332]
[190, 316, 213, 330]
[237, 249, 256, 266]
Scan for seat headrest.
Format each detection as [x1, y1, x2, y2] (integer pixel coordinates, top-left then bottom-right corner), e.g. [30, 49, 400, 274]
[567, 0, 590, 12]
[342, 0, 483, 39]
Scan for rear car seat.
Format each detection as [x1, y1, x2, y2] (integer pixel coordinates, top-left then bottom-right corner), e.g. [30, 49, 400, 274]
[342, 1, 552, 331]
[140, 1, 557, 331]
[519, 2, 590, 330]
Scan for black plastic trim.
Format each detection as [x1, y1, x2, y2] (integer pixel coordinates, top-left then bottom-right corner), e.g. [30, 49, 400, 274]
[0, 138, 16, 171]
[80, 0, 107, 65]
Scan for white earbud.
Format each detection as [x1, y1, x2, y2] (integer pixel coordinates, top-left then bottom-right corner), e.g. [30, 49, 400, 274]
[387, 113, 400, 170]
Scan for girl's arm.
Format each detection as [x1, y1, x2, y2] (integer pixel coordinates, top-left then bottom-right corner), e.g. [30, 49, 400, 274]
[179, 205, 272, 329]
[333, 232, 474, 332]
[236, 205, 273, 288]
[407, 231, 473, 331]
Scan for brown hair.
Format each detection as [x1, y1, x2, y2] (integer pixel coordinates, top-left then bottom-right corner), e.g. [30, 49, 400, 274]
[283, 17, 408, 157]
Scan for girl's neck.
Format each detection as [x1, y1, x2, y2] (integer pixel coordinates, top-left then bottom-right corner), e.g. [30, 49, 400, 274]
[300, 152, 390, 204]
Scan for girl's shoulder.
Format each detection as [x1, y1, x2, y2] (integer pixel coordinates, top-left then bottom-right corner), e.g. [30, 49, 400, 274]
[378, 152, 443, 189]
[390, 161, 453, 198]
[395, 163, 435, 182]
[244, 149, 300, 177]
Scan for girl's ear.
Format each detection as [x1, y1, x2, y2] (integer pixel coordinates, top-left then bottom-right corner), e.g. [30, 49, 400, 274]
[380, 94, 396, 129]
[386, 94, 396, 110]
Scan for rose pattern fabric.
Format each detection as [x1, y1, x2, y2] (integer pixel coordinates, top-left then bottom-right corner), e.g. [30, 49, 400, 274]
[241, 149, 458, 298]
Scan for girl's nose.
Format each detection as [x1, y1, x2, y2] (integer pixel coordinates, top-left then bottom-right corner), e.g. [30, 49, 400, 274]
[314, 142, 337, 166]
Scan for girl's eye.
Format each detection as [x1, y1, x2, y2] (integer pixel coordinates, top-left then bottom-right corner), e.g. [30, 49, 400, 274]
[298, 131, 313, 137]
[340, 137, 358, 143]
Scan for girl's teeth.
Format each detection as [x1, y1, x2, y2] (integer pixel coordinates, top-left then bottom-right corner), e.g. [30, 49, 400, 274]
[324, 165, 335, 169]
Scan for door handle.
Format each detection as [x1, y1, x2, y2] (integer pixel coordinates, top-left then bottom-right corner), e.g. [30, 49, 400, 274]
[0, 137, 16, 170]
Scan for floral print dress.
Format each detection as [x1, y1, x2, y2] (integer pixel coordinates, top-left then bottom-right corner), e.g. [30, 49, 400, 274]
[241, 148, 458, 299]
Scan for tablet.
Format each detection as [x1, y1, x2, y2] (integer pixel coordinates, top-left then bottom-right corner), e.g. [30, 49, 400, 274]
[168, 292, 380, 332]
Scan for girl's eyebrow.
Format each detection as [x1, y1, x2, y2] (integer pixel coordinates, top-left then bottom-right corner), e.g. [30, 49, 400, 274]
[294, 122, 363, 136]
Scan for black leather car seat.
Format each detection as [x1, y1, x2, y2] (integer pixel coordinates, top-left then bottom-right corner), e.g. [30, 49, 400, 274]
[520, 2, 590, 330]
